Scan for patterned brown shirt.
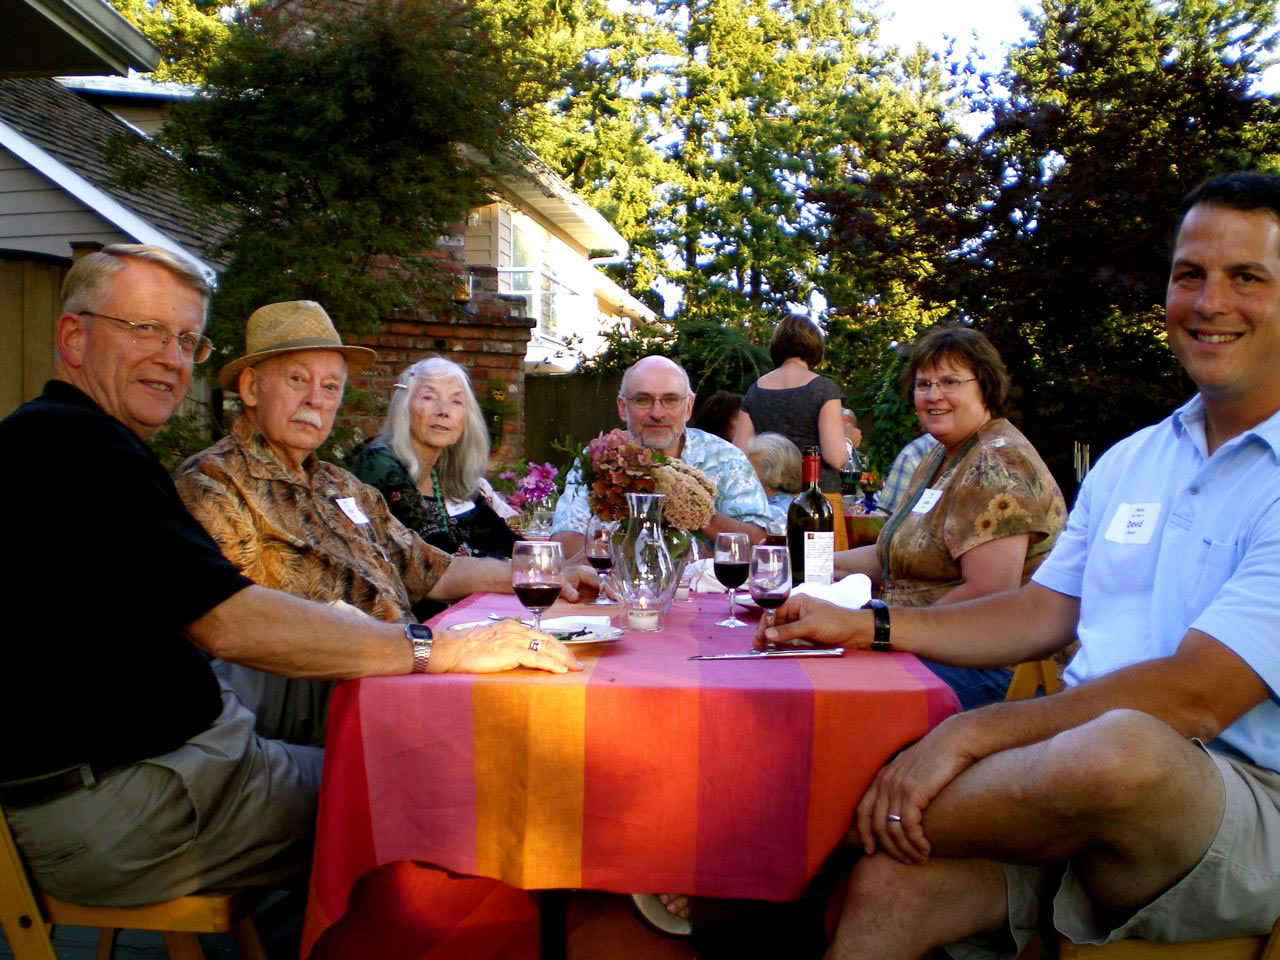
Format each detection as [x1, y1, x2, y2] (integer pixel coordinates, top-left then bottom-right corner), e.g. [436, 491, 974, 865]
[879, 418, 1066, 607]
[176, 416, 450, 622]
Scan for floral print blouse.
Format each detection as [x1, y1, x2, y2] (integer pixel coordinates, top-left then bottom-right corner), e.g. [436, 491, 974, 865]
[878, 418, 1066, 607]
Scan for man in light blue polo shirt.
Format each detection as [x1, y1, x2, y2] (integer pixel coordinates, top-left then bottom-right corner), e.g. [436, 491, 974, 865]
[551, 355, 771, 558]
[765, 171, 1280, 958]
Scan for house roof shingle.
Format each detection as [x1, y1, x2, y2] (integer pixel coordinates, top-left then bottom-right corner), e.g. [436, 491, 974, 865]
[0, 76, 225, 262]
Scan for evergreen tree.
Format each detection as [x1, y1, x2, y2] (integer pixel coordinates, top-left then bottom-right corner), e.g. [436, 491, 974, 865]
[816, 0, 1280, 487]
[145, 0, 559, 383]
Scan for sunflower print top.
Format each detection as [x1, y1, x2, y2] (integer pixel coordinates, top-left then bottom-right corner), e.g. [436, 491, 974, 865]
[879, 418, 1066, 608]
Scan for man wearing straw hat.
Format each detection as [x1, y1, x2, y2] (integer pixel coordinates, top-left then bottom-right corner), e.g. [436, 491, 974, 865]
[0, 246, 579, 909]
[178, 300, 594, 745]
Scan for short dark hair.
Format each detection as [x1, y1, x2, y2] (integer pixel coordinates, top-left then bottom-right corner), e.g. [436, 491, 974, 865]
[1175, 171, 1280, 244]
[901, 325, 1010, 417]
[770, 315, 824, 367]
[692, 390, 742, 441]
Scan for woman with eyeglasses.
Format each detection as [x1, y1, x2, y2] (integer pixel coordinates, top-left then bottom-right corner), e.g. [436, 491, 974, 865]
[833, 325, 1067, 708]
[733, 315, 848, 493]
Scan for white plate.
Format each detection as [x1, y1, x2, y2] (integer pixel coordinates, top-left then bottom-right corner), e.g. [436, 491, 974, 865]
[447, 619, 625, 645]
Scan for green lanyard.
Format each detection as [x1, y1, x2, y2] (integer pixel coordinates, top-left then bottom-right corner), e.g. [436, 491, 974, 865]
[879, 433, 979, 585]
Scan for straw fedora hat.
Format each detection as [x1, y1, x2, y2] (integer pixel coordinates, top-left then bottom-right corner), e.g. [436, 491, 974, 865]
[219, 300, 378, 392]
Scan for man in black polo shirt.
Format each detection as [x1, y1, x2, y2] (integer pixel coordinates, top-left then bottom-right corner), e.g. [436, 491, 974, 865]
[0, 244, 578, 907]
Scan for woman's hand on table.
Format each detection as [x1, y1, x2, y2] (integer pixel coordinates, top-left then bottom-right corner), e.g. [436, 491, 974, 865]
[853, 714, 978, 864]
[431, 620, 582, 674]
[756, 594, 866, 650]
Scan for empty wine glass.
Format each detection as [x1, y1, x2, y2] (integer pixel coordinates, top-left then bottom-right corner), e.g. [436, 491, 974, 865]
[713, 532, 750, 628]
[511, 540, 563, 632]
[748, 544, 792, 633]
[584, 514, 616, 605]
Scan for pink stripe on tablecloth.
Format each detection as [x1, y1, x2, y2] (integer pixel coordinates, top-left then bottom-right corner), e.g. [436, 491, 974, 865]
[685, 597, 816, 899]
[359, 675, 481, 874]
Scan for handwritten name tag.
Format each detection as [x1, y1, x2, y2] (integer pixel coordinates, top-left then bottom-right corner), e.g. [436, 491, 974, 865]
[336, 497, 371, 525]
[912, 488, 943, 514]
[1104, 502, 1161, 545]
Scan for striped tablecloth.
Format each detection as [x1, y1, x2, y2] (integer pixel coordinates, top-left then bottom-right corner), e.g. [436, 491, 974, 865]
[302, 592, 959, 956]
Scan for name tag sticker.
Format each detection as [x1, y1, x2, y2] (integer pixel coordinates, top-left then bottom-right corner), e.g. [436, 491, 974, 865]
[1104, 502, 1162, 545]
[912, 488, 943, 514]
[336, 497, 371, 525]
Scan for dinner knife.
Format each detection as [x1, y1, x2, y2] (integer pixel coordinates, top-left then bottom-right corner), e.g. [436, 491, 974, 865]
[689, 648, 845, 660]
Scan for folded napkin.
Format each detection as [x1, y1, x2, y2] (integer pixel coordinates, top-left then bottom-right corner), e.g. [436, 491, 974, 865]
[792, 573, 872, 609]
[686, 558, 726, 594]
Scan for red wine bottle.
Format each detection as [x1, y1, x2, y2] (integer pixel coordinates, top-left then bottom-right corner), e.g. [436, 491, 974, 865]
[787, 446, 835, 584]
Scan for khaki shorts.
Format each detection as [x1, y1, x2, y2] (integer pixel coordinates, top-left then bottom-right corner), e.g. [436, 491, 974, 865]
[947, 745, 1280, 960]
[6, 687, 322, 907]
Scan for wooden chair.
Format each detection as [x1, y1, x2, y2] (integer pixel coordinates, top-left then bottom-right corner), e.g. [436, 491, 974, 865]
[1057, 917, 1280, 959]
[1004, 657, 1064, 701]
[0, 806, 268, 960]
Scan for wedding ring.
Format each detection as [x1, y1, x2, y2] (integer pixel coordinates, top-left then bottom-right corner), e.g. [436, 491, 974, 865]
[529, 638, 541, 652]
[887, 813, 902, 823]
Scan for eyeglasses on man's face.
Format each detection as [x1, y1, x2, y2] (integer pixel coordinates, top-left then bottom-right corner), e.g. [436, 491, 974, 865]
[912, 377, 977, 395]
[80, 311, 213, 364]
[623, 393, 688, 411]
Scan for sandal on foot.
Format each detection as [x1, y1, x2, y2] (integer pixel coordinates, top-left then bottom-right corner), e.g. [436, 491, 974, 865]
[630, 893, 694, 937]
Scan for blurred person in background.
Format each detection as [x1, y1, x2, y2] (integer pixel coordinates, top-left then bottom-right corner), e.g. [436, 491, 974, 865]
[734, 315, 847, 494]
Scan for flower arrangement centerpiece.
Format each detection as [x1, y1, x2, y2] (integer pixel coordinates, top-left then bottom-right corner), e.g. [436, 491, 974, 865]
[579, 429, 717, 623]
[580, 429, 716, 533]
[495, 461, 560, 532]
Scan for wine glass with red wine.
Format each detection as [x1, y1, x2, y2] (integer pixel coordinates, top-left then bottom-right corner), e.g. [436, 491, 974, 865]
[511, 540, 563, 632]
[584, 514, 616, 606]
[748, 544, 792, 632]
[713, 532, 751, 628]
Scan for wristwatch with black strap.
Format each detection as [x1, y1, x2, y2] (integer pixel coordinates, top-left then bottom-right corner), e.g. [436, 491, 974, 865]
[405, 623, 434, 674]
[861, 599, 891, 652]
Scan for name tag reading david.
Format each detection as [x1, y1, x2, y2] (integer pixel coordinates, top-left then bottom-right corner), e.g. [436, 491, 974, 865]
[912, 488, 943, 514]
[1104, 502, 1161, 545]
[336, 497, 371, 525]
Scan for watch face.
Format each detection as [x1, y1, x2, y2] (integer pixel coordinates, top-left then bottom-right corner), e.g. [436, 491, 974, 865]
[406, 623, 433, 640]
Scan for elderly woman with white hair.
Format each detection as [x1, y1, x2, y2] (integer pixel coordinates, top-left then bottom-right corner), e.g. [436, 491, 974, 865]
[350, 356, 519, 560]
[746, 431, 803, 523]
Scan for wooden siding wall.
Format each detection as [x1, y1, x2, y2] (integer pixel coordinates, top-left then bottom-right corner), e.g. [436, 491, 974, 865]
[0, 254, 65, 417]
[0, 148, 129, 259]
[523, 371, 622, 466]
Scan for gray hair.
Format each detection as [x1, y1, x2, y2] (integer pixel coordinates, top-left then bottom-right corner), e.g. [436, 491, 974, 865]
[747, 432, 802, 493]
[60, 244, 210, 319]
[379, 356, 489, 501]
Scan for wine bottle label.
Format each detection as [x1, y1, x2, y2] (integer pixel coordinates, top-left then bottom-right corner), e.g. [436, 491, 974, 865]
[802, 531, 835, 584]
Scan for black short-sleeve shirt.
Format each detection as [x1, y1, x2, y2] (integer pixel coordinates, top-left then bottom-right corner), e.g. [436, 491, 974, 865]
[0, 381, 252, 781]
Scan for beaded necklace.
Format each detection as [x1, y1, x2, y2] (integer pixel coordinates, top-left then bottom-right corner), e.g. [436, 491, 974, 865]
[429, 469, 471, 556]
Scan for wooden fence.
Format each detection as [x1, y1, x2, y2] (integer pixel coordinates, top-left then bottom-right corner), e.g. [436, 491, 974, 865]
[523, 370, 622, 466]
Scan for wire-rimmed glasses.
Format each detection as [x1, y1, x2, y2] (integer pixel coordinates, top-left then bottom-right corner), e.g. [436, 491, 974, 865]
[79, 311, 213, 364]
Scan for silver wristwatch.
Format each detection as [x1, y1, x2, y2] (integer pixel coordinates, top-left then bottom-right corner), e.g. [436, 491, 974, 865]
[405, 623, 433, 674]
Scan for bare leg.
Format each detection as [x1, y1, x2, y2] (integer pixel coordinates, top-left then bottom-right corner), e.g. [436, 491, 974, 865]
[923, 710, 1224, 917]
[826, 855, 1007, 960]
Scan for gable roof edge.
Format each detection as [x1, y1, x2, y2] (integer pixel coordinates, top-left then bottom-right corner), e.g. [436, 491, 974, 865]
[0, 116, 217, 284]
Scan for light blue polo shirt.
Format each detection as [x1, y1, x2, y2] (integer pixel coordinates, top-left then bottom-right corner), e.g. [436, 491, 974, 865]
[1033, 394, 1280, 773]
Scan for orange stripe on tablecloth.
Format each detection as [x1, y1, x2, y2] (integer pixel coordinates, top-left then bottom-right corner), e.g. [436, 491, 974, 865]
[802, 652, 951, 877]
[471, 669, 590, 889]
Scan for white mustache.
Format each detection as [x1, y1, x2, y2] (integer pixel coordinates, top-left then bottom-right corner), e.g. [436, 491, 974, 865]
[291, 410, 324, 429]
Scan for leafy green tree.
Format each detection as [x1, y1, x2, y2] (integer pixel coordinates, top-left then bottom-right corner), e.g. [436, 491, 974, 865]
[816, 0, 1280, 488]
[144, 0, 560, 388]
[532, 0, 892, 334]
[109, 0, 231, 83]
